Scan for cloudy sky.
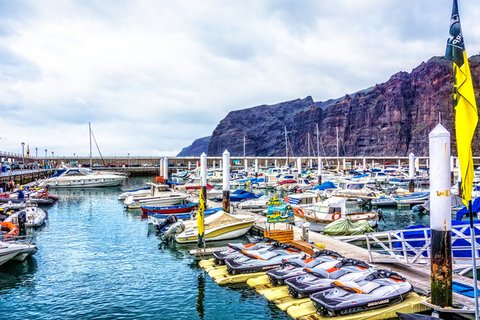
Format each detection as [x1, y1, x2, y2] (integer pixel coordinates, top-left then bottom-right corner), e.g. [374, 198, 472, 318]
[0, 0, 479, 157]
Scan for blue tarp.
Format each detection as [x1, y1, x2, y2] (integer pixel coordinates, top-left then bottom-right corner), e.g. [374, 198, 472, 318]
[456, 197, 480, 221]
[311, 181, 337, 190]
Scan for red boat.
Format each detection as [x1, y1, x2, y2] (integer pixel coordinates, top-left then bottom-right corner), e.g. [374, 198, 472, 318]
[140, 203, 198, 214]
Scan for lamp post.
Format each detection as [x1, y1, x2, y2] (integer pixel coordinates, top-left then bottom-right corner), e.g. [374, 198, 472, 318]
[45, 149, 47, 169]
[35, 147, 38, 158]
[21, 142, 25, 183]
[51, 151, 54, 168]
[127, 153, 130, 167]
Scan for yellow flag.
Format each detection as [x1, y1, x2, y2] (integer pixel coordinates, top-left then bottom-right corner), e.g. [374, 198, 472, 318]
[197, 187, 205, 243]
[446, 0, 478, 205]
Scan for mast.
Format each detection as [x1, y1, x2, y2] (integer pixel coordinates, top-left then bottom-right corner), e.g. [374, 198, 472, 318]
[243, 136, 246, 159]
[284, 126, 288, 167]
[307, 132, 311, 158]
[89, 122, 92, 168]
[316, 124, 320, 158]
[336, 127, 340, 170]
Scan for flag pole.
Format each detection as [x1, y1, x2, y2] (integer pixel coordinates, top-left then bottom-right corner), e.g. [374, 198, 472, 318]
[469, 200, 479, 317]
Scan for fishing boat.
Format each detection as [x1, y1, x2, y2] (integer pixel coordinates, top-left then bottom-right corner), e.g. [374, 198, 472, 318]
[41, 168, 126, 188]
[173, 210, 256, 244]
[293, 197, 379, 232]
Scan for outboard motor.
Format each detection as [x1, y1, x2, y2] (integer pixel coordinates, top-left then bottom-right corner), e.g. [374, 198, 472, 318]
[155, 215, 178, 233]
[160, 221, 185, 242]
[17, 211, 27, 236]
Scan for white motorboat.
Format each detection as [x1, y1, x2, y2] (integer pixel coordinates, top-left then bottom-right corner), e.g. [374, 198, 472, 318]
[41, 168, 126, 188]
[5, 205, 48, 227]
[174, 210, 256, 243]
[283, 190, 323, 207]
[235, 195, 271, 212]
[124, 192, 190, 209]
[0, 241, 37, 266]
[294, 197, 379, 232]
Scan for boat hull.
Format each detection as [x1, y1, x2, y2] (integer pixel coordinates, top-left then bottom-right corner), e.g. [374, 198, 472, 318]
[175, 221, 255, 244]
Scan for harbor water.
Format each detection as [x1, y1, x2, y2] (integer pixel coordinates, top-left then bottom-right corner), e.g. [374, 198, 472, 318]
[0, 180, 289, 320]
[0, 178, 430, 319]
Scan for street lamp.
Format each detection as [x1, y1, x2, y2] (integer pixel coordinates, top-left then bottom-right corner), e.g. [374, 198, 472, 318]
[128, 153, 130, 167]
[44, 149, 47, 169]
[35, 147, 38, 158]
[21, 142, 25, 181]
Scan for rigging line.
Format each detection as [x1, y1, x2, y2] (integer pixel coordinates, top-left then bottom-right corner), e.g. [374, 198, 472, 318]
[90, 128, 106, 166]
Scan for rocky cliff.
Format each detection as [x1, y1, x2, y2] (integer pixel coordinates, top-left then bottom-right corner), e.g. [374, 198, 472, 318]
[177, 136, 211, 156]
[180, 55, 480, 157]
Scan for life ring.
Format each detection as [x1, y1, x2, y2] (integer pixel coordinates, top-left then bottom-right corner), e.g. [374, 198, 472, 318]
[1, 221, 19, 240]
[294, 208, 305, 216]
[331, 211, 341, 221]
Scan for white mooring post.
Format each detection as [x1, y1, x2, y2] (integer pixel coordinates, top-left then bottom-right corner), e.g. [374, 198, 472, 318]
[297, 157, 302, 177]
[429, 124, 452, 307]
[408, 153, 415, 192]
[163, 157, 168, 182]
[222, 150, 231, 213]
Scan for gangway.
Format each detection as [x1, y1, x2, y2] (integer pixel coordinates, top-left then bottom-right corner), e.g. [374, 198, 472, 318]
[334, 223, 480, 274]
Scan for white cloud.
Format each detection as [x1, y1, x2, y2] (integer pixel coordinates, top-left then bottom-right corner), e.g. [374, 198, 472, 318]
[0, 0, 478, 156]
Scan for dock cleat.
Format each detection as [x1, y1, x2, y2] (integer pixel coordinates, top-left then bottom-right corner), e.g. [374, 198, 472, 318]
[285, 258, 372, 298]
[266, 250, 343, 286]
[310, 269, 412, 316]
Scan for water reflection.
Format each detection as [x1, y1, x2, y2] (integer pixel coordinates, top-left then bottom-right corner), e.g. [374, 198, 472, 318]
[196, 273, 205, 320]
[0, 257, 38, 292]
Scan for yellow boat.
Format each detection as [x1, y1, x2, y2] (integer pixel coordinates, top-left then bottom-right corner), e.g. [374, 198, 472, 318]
[175, 210, 256, 243]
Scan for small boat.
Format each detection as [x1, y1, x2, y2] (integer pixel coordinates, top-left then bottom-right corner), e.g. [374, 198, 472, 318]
[322, 219, 374, 236]
[370, 195, 397, 207]
[295, 197, 379, 232]
[149, 207, 221, 224]
[141, 203, 198, 215]
[212, 240, 275, 265]
[173, 210, 256, 244]
[222, 190, 260, 202]
[5, 206, 47, 227]
[395, 191, 429, 206]
[0, 241, 37, 266]
[283, 191, 322, 207]
[124, 192, 190, 209]
[285, 258, 373, 298]
[117, 185, 151, 200]
[235, 195, 270, 212]
[310, 269, 412, 316]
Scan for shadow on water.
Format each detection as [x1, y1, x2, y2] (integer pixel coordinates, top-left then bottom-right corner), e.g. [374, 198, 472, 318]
[0, 257, 38, 292]
[196, 273, 205, 320]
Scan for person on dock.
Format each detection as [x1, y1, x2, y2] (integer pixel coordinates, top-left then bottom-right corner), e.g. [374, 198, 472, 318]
[7, 178, 14, 192]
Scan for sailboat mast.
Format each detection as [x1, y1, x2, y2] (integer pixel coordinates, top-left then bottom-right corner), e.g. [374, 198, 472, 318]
[316, 124, 320, 157]
[285, 126, 288, 167]
[336, 127, 339, 170]
[89, 122, 93, 168]
[307, 132, 311, 158]
[243, 136, 246, 159]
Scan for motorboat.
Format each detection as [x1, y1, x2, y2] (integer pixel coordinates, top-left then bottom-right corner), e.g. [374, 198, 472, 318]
[0, 241, 37, 266]
[285, 258, 372, 298]
[225, 244, 304, 275]
[222, 190, 260, 202]
[294, 197, 379, 232]
[124, 192, 190, 209]
[394, 191, 429, 206]
[5, 205, 47, 227]
[370, 195, 397, 207]
[41, 168, 126, 188]
[283, 191, 322, 207]
[310, 269, 412, 316]
[117, 185, 151, 200]
[235, 195, 271, 212]
[171, 210, 256, 244]
[149, 207, 221, 225]
[141, 203, 198, 215]
[266, 250, 344, 285]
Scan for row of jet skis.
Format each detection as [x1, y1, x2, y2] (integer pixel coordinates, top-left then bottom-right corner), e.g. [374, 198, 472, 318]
[210, 240, 412, 317]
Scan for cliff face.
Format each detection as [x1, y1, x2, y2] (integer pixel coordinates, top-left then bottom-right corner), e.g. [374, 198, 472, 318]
[177, 136, 211, 156]
[181, 55, 480, 157]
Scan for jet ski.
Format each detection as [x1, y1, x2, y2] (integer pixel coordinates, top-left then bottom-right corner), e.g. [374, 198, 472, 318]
[225, 244, 304, 275]
[266, 250, 344, 285]
[310, 269, 412, 316]
[286, 258, 372, 298]
[212, 240, 275, 265]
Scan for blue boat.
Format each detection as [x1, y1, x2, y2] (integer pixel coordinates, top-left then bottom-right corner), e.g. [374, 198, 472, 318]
[229, 190, 260, 202]
[148, 207, 222, 220]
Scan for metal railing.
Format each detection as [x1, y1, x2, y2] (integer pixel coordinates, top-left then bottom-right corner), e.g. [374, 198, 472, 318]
[365, 223, 480, 267]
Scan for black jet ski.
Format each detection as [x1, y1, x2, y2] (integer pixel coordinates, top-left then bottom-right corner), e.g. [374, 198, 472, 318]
[212, 239, 276, 265]
[266, 250, 344, 285]
[311, 269, 412, 316]
[225, 244, 304, 275]
[286, 258, 372, 298]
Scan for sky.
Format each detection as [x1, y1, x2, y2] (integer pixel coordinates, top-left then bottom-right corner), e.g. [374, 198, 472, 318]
[0, 0, 479, 157]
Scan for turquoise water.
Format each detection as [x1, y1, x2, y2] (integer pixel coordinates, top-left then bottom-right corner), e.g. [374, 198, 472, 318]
[0, 180, 289, 320]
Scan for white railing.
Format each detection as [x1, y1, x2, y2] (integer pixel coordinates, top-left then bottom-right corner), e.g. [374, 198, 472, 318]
[365, 223, 480, 267]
